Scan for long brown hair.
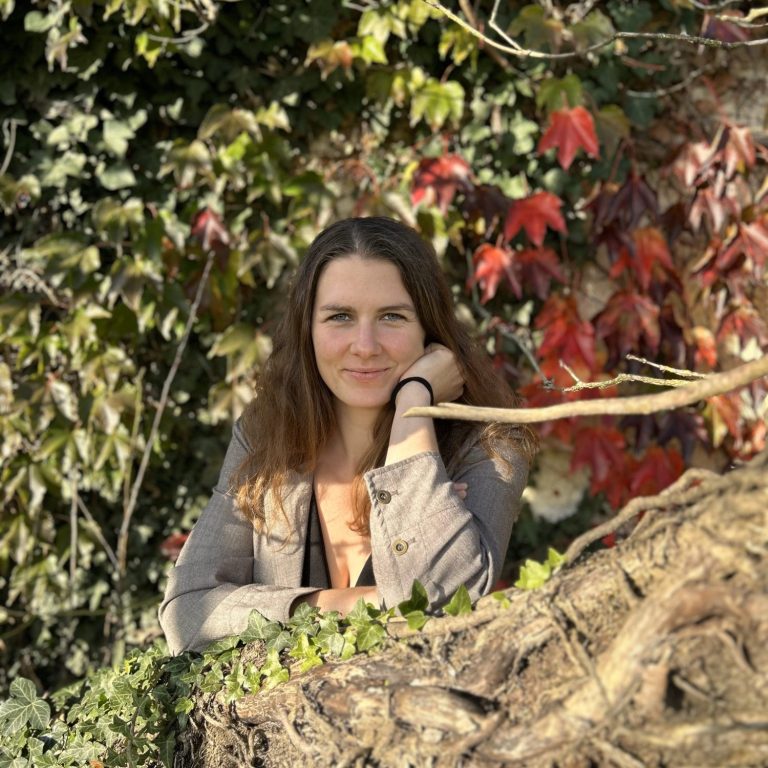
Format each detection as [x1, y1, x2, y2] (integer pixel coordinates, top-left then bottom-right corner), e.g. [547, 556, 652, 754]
[234, 217, 536, 534]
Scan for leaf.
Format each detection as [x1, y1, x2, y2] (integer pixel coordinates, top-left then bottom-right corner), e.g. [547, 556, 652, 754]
[535, 294, 597, 383]
[468, 244, 519, 304]
[571, 10, 615, 50]
[595, 288, 661, 359]
[537, 106, 600, 170]
[397, 580, 428, 616]
[536, 74, 583, 113]
[190, 208, 230, 252]
[410, 79, 464, 130]
[609, 227, 676, 291]
[508, 5, 563, 52]
[571, 425, 631, 508]
[504, 191, 566, 246]
[410, 154, 471, 214]
[96, 163, 137, 191]
[628, 446, 684, 499]
[546, 548, 566, 569]
[402, 610, 429, 630]
[515, 246, 566, 300]
[492, 591, 511, 609]
[0, 678, 51, 733]
[355, 621, 387, 652]
[515, 559, 551, 590]
[443, 584, 472, 616]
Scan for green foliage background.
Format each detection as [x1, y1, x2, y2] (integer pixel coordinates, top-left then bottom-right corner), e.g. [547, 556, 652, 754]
[1, 0, 764, 721]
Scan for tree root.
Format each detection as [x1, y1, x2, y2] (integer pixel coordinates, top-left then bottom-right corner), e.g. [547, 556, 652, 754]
[183, 450, 768, 767]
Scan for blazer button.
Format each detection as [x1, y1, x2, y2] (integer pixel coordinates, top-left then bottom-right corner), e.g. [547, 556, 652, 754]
[392, 539, 408, 555]
[376, 490, 392, 504]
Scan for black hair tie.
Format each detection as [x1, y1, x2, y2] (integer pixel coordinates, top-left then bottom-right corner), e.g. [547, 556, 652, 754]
[390, 377, 434, 406]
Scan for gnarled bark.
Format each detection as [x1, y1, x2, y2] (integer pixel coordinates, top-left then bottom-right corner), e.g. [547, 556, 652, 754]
[180, 450, 768, 767]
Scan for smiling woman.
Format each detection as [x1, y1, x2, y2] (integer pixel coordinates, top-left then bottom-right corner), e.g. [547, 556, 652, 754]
[159, 217, 536, 655]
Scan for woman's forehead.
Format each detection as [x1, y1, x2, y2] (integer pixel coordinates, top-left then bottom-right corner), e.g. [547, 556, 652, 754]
[314, 255, 413, 304]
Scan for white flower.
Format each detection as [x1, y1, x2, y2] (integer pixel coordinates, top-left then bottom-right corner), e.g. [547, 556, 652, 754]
[523, 447, 589, 524]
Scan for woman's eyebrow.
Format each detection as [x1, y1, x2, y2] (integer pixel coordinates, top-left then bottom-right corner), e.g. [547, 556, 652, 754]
[317, 303, 415, 313]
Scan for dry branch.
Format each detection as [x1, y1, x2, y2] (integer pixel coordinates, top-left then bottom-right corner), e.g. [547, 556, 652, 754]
[425, 0, 768, 60]
[405, 355, 768, 424]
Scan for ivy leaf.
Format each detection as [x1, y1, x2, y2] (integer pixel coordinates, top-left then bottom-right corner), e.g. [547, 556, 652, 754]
[355, 621, 387, 652]
[537, 106, 600, 170]
[515, 559, 552, 590]
[397, 580, 428, 616]
[240, 610, 281, 644]
[442, 584, 472, 616]
[492, 591, 511, 609]
[504, 191, 567, 247]
[403, 610, 429, 631]
[546, 548, 566, 569]
[288, 602, 319, 637]
[0, 677, 51, 733]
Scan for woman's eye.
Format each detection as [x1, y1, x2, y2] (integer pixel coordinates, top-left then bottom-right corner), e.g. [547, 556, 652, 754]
[328, 313, 351, 322]
[382, 313, 406, 322]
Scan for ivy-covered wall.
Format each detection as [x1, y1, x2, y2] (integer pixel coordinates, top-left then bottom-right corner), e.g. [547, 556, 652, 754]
[1, 0, 765, 700]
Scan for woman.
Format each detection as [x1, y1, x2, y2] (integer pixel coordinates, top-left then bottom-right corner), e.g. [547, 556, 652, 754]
[160, 217, 535, 654]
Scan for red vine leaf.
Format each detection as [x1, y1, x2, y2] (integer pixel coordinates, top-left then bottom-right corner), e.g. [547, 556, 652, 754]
[191, 208, 230, 252]
[537, 105, 599, 170]
[504, 191, 567, 246]
[535, 294, 597, 382]
[516, 246, 567, 299]
[571, 425, 627, 508]
[628, 445, 684, 499]
[595, 289, 661, 359]
[411, 154, 471, 213]
[469, 243, 520, 303]
[609, 226, 676, 290]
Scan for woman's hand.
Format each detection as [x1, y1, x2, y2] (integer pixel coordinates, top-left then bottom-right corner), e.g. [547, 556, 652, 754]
[398, 343, 465, 405]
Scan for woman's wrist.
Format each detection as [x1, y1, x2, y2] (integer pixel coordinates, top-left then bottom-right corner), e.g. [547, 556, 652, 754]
[391, 376, 433, 407]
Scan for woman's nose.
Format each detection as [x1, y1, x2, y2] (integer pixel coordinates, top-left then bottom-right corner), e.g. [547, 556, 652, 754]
[351, 322, 380, 356]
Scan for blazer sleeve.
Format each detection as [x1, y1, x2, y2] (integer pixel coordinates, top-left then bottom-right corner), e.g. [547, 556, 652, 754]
[364, 438, 528, 611]
[158, 420, 318, 655]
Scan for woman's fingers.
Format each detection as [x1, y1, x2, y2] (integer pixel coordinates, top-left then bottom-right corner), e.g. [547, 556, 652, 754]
[401, 344, 465, 404]
[453, 482, 468, 499]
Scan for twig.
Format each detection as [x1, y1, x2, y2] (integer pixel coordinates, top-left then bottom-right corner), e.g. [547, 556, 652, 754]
[405, 355, 768, 423]
[560, 360, 699, 392]
[625, 354, 707, 379]
[424, 0, 768, 60]
[116, 251, 215, 577]
[77, 497, 119, 570]
[1, 118, 18, 176]
[70, 469, 78, 608]
[626, 67, 707, 99]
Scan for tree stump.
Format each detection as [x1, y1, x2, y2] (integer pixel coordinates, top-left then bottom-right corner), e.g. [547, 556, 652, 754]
[180, 450, 768, 767]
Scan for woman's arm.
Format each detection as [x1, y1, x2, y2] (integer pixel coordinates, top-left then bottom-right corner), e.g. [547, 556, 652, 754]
[158, 422, 320, 655]
[367, 440, 528, 612]
[370, 345, 527, 610]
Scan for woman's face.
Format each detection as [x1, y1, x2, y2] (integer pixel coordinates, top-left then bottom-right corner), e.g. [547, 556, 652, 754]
[311, 255, 426, 418]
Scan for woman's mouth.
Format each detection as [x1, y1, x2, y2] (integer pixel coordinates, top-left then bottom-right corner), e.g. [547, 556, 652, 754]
[344, 368, 389, 381]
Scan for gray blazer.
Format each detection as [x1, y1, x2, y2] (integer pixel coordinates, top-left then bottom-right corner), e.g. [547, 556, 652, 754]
[159, 421, 528, 654]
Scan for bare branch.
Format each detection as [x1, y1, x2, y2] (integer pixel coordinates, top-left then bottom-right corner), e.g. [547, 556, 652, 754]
[405, 355, 768, 423]
[116, 251, 215, 577]
[424, 0, 768, 60]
